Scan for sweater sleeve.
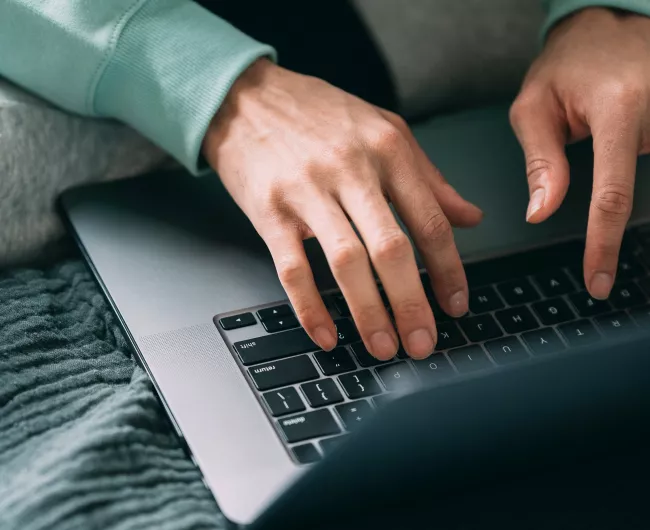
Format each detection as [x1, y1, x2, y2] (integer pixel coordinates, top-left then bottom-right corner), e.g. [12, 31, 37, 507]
[543, 0, 650, 39]
[0, 0, 276, 175]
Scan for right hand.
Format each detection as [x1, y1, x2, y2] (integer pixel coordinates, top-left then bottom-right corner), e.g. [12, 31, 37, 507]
[203, 59, 483, 360]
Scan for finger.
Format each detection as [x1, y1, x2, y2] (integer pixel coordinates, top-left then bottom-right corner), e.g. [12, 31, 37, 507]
[338, 180, 437, 360]
[298, 193, 399, 360]
[264, 226, 338, 350]
[376, 108, 484, 227]
[387, 163, 470, 319]
[509, 90, 570, 223]
[584, 113, 640, 299]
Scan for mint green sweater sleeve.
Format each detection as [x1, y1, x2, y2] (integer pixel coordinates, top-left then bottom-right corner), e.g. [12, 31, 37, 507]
[543, 0, 650, 37]
[0, 0, 275, 175]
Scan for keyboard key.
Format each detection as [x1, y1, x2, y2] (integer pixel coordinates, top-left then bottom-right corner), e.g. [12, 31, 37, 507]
[617, 255, 645, 280]
[495, 306, 539, 333]
[320, 435, 348, 454]
[314, 347, 356, 375]
[372, 394, 397, 408]
[301, 379, 344, 407]
[257, 304, 292, 321]
[469, 286, 505, 314]
[458, 314, 503, 342]
[413, 353, 457, 383]
[279, 410, 340, 443]
[375, 362, 418, 392]
[497, 278, 541, 305]
[485, 336, 530, 365]
[448, 345, 494, 373]
[596, 311, 636, 337]
[249, 355, 319, 391]
[335, 400, 373, 430]
[263, 315, 300, 333]
[350, 341, 393, 367]
[610, 282, 647, 309]
[558, 319, 601, 347]
[339, 370, 383, 399]
[630, 304, 650, 327]
[532, 298, 576, 326]
[435, 321, 467, 351]
[292, 443, 321, 464]
[332, 295, 350, 317]
[263, 387, 306, 417]
[234, 328, 317, 365]
[568, 265, 586, 288]
[569, 291, 612, 318]
[334, 318, 360, 345]
[533, 269, 576, 297]
[218, 312, 256, 330]
[522, 328, 566, 355]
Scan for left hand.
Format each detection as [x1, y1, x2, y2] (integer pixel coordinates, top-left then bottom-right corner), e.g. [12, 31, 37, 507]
[510, 7, 650, 300]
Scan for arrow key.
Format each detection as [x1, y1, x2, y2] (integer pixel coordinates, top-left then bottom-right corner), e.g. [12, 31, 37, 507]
[263, 315, 300, 333]
[335, 400, 373, 431]
[258, 304, 293, 322]
[218, 312, 256, 330]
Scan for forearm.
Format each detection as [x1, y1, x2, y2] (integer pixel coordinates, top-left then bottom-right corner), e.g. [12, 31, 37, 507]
[0, 0, 275, 174]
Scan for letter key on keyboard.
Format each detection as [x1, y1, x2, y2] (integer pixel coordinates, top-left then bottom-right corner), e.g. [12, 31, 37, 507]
[459, 314, 503, 342]
[485, 336, 529, 365]
[448, 345, 494, 373]
[375, 362, 418, 392]
[521, 328, 566, 355]
[435, 321, 467, 350]
[531, 298, 575, 325]
[495, 306, 539, 334]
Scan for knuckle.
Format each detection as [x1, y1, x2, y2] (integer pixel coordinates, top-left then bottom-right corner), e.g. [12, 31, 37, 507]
[383, 111, 409, 133]
[330, 242, 366, 271]
[369, 122, 404, 153]
[593, 184, 633, 220]
[420, 211, 452, 243]
[370, 230, 412, 262]
[509, 88, 543, 125]
[276, 256, 308, 286]
[601, 77, 645, 110]
[525, 157, 553, 183]
[393, 298, 428, 319]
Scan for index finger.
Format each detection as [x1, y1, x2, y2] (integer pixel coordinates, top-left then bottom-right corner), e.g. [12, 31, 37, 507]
[584, 114, 640, 299]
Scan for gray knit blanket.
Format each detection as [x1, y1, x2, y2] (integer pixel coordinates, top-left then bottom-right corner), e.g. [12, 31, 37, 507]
[0, 258, 224, 530]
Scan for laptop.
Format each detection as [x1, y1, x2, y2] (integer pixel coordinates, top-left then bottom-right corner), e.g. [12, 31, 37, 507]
[59, 105, 650, 529]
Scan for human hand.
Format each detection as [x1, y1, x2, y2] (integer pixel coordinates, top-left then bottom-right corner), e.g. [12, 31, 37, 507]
[510, 7, 650, 299]
[203, 59, 483, 359]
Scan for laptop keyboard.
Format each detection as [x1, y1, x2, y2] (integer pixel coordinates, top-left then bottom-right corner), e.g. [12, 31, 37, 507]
[215, 225, 650, 465]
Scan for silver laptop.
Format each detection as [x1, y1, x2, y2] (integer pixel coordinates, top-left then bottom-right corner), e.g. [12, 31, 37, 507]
[59, 105, 650, 528]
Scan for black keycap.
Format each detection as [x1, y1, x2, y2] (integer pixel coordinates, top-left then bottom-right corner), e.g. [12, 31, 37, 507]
[522, 328, 566, 355]
[335, 400, 373, 430]
[630, 304, 650, 328]
[257, 304, 292, 322]
[458, 314, 503, 342]
[435, 321, 467, 351]
[495, 306, 539, 334]
[234, 329, 317, 365]
[469, 286, 505, 314]
[350, 341, 393, 367]
[568, 265, 586, 288]
[314, 347, 356, 375]
[263, 315, 300, 333]
[533, 269, 576, 297]
[218, 312, 256, 330]
[292, 443, 321, 464]
[332, 295, 350, 317]
[263, 387, 305, 417]
[617, 255, 645, 280]
[301, 379, 344, 407]
[497, 278, 541, 305]
[320, 435, 348, 454]
[372, 394, 397, 408]
[375, 362, 418, 392]
[412, 353, 457, 383]
[334, 318, 360, 345]
[485, 336, 530, 365]
[558, 319, 601, 347]
[532, 298, 576, 326]
[338, 370, 382, 399]
[610, 282, 647, 309]
[596, 311, 636, 337]
[448, 345, 494, 373]
[248, 355, 319, 391]
[279, 410, 340, 443]
[569, 291, 612, 318]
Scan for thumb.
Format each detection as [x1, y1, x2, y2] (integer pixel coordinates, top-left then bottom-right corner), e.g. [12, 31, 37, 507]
[509, 92, 570, 224]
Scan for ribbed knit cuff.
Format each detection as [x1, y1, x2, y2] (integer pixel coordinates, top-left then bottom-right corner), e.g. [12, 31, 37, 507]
[94, 0, 276, 175]
[543, 0, 650, 42]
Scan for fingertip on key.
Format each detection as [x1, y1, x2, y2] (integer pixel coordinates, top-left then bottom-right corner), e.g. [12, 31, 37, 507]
[314, 326, 337, 351]
[589, 272, 614, 300]
[406, 328, 436, 359]
[448, 290, 469, 318]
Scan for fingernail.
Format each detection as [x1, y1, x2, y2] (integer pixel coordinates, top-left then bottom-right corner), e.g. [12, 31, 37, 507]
[407, 328, 435, 359]
[526, 187, 546, 222]
[370, 331, 398, 359]
[314, 326, 336, 350]
[448, 290, 468, 317]
[589, 272, 613, 300]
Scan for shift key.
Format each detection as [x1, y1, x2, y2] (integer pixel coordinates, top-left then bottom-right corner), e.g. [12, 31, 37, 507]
[249, 355, 319, 391]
